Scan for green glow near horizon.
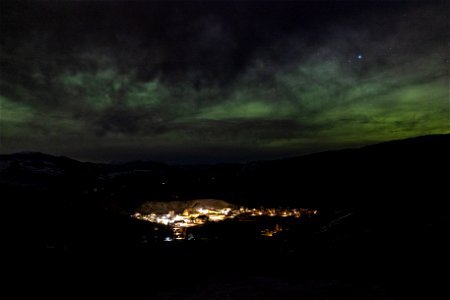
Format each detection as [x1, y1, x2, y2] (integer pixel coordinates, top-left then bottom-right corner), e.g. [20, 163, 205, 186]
[1, 2, 448, 161]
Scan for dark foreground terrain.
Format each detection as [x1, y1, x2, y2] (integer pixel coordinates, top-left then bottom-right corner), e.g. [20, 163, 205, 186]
[3, 134, 449, 299]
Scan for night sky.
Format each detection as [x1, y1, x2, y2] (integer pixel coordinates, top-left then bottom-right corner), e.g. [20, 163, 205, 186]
[1, 1, 448, 163]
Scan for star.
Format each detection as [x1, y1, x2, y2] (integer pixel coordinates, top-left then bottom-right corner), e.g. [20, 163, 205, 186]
[357, 54, 363, 60]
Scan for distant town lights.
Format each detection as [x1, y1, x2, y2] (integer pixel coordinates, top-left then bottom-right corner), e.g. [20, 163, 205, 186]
[132, 206, 319, 241]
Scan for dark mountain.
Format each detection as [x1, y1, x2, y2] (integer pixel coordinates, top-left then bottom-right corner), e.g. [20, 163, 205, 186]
[0, 151, 94, 185]
[2, 134, 448, 211]
[236, 134, 450, 208]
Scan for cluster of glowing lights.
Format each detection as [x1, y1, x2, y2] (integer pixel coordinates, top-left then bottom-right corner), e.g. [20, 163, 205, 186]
[261, 224, 283, 237]
[132, 206, 318, 241]
[132, 206, 318, 229]
[132, 207, 231, 229]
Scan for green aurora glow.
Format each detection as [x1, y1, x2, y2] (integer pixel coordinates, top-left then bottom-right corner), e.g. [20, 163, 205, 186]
[0, 1, 448, 162]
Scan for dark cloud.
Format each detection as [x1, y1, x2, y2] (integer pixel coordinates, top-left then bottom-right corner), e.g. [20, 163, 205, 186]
[0, 1, 448, 162]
